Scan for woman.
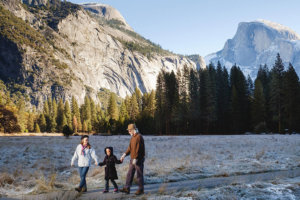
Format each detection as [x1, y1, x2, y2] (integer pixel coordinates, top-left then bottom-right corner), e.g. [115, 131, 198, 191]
[71, 135, 98, 192]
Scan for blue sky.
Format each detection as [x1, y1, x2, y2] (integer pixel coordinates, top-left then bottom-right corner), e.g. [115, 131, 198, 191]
[69, 0, 300, 57]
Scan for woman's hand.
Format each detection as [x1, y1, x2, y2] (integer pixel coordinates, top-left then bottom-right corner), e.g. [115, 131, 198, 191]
[95, 162, 98, 166]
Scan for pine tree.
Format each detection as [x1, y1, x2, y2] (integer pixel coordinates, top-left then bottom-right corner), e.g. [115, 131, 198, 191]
[43, 100, 50, 116]
[144, 90, 156, 118]
[230, 85, 239, 133]
[135, 88, 143, 112]
[215, 64, 230, 133]
[56, 98, 65, 132]
[155, 71, 166, 135]
[90, 98, 98, 131]
[119, 101, 129, 124]
[27, 113, 35, 132]
[16, 98, 26, 132]
[229, 65, 250, 133]
[188, 68, 199, 133]
[251, 79, 266, 133]
[83, 120, 88, 133]
[176, 66, 189, 134]
[108, 93, 119, 121]
[207, 64, 217, 133]
[87, 120, 92, 133]
[62, 114, 67, 132]
[39, 113, 47, 132]
[72, 115, 78, 133]
[256, 64, 271, 129]
[129, 94, 139, 121]
[34, 122, 41, 133]
[50, 98, 57, 132]
[164, 70, 179, 134]
[64, 100, 72, 129]
[247, 75, 254, 97]
[82, 96, 91, 123]
[124, 95, 131, 117]
[71, 96, 82, 132]
[282, 63, 300, 132]
[198, 65, 217, 133]
[137, 91, 156, 135]
[269, 53, 285, 133]
[0, 105, 21, 133]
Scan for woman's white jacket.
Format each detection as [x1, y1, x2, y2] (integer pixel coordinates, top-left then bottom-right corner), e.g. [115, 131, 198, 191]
[71, 144, 98, 167]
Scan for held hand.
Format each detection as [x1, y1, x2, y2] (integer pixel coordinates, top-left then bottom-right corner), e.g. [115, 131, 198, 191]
[95, 162, 98, 166]
[120, 153, 126, 162]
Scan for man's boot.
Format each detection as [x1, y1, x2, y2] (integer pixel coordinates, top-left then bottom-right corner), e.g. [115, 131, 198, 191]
[120, 187, 130, 194]
[135, 189, 144, 195]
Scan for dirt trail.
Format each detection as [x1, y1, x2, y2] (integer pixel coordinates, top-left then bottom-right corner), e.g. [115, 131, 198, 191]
[4, 168, 300, 200]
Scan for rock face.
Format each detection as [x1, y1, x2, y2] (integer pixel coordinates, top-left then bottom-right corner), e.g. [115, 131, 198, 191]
[22, 0, 48, 6]
[81, 3, 133, 31]
[0, 0, 206, 106]
[205, 20, 300, 79]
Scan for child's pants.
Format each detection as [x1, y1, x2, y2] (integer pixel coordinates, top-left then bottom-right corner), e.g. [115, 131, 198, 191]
[105, 179, 118, 190]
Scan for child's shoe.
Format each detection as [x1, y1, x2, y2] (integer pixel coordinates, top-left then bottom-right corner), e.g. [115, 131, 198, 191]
[113, 188, 118, 193]
[102, 190, 109, 193]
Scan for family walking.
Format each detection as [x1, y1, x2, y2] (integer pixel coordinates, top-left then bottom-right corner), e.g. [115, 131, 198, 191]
[71, 123, 145, 195]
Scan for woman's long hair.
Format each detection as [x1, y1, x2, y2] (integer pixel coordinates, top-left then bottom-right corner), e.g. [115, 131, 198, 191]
[80, 139, 91, 149]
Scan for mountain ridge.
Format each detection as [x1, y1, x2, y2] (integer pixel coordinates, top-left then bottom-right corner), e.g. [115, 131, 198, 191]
[205, 19, 300, 79]
[0, 0, 205, 108]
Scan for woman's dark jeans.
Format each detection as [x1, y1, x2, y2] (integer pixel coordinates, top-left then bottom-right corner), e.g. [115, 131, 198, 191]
[78, 167, 89, 189]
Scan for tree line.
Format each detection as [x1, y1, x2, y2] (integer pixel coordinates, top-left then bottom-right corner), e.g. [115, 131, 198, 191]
[155, 53, 300, 134]
[1, 54, 300, 135]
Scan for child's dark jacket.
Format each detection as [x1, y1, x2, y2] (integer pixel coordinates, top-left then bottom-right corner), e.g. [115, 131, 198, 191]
[99, 147, 122, 180]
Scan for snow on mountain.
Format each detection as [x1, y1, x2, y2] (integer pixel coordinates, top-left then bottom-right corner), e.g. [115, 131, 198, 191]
[205, 20, 300, 79]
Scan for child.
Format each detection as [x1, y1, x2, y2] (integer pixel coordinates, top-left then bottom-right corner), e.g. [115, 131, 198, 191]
[71, 135, 98, 192]
[99, 147, 122, 193]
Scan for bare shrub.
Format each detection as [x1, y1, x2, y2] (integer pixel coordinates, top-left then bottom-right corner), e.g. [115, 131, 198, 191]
[0, 173, 14, 187]
[90, 167, 103, 177]
[33, 173, 57, 194]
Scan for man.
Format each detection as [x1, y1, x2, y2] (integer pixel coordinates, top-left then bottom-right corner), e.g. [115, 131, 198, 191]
[120, 123, 145, 195]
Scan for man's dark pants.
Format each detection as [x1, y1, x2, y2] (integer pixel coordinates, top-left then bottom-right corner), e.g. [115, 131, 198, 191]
[125, 158, 144, 190]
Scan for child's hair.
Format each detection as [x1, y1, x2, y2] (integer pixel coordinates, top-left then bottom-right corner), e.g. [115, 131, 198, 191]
[105, 147, 114, 155]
